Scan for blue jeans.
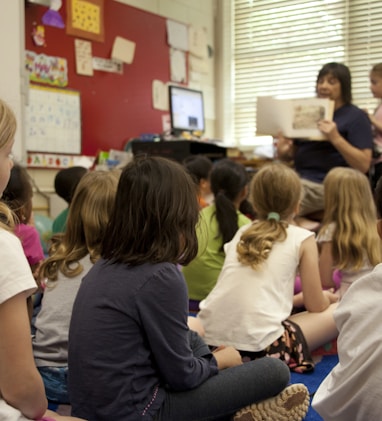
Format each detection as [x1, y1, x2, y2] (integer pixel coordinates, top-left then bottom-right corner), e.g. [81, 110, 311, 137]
[38, 366, 70, 404]
[155, 357, 290, 421]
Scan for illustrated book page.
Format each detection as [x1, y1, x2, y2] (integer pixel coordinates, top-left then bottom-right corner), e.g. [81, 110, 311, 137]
[256, 96, 335, 140]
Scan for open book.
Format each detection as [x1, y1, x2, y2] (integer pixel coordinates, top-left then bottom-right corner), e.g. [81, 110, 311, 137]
[256, 96, 335, 140]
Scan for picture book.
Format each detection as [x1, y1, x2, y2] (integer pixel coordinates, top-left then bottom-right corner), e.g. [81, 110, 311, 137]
[256, 96, 335, 140]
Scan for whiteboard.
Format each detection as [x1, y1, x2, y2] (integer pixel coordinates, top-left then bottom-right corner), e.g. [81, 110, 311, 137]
[26, 85, 81, 154]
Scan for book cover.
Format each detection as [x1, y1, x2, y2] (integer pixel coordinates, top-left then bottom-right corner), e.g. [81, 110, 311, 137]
[256, 97, 335, 140]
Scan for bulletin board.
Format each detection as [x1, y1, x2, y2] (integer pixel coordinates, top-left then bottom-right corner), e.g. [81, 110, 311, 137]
[25, 2, 172, 156]
[26, 85, 81, 154]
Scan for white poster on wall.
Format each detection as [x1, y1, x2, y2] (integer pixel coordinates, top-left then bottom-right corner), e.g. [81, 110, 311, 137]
[169, 48, 186, 83]
[166, 19, 189, 51]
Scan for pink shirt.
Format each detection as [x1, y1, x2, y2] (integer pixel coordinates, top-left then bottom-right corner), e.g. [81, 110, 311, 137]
[14, 223, 44, 266]
[373, 103, 382, 164]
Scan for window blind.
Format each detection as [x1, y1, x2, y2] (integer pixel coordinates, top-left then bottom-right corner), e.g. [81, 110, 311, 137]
[220, 0, 382, 146]
[348, 1, 382, 111]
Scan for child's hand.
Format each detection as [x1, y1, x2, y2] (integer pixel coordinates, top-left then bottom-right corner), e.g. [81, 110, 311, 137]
[323, 289, 339, 304]
[212, 345, 242, 369]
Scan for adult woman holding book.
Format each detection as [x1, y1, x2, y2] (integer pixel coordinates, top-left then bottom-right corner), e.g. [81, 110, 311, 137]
[277, 62, 373, 217]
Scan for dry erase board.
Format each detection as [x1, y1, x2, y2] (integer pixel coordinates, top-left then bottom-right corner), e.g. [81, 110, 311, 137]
[26, 85, 81, 154]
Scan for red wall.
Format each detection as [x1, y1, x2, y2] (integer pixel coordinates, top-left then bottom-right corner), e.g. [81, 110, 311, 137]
[25, 1, 172, 156]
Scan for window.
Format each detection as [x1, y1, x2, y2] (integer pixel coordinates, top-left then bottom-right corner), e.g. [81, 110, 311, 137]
[218, 0, 382, 146]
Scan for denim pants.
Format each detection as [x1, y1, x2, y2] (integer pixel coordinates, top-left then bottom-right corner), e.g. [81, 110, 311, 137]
[38, 366, 70, 404]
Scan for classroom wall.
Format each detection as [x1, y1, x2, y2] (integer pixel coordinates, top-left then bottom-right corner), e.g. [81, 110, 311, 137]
[24, 0, 218, 217]
[25, 0, 217, 156]
[0, 0, 26, 164]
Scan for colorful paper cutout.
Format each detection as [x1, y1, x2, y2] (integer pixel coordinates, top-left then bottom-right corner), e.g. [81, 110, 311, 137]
[32, 25, 46, 47]
[27, 152, 95, 169]
[42, 0, 65, 28]
[25, 50, 68, 87]
[66, 0, 105, 43]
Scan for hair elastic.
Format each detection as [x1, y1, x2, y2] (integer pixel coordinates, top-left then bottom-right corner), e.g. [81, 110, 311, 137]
[267, 212, 280, 221]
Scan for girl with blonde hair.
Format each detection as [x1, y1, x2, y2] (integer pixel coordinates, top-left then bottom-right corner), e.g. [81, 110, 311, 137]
[198, 162, 338, 373]
[318, 167, 382, 298]
[312, 176, 382, 421]
[33, 169, 120, 405]
[0, 98, 83, 421]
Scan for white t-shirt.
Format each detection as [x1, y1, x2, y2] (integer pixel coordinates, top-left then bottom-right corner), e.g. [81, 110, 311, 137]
[312, 263, 382, 420]
[317, 222, 373, 298]
[0, 229, 38, 421]
[198, 223, 313, 351]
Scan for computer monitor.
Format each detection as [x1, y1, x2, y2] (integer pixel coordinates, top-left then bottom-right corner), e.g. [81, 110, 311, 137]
[168, 85, 205, 136]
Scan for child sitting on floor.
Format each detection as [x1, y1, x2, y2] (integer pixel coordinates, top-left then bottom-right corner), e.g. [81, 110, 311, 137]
[1, 163, 45, 320]
[0, 97, 84, 421]
[312, 173, 382, 420]
[198, 162, 338, 372]
[317, 167, 381, 298]
[182, 154, 213, 208]
[33, 169, 120, 404]
[182, 158, 251, 313]
[52, 166, 87, 234]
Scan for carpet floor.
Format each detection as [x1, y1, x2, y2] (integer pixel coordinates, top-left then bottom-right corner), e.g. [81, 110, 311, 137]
[290, 354, 339, 421]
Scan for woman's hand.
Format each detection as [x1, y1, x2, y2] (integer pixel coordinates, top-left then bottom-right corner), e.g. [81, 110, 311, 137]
[317, 119, 340, 142]
[275, 132, 294, 161]
[317, 119, 372, 172]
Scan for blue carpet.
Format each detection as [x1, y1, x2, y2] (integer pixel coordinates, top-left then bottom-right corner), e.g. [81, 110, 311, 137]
[290, 354, 339, 421]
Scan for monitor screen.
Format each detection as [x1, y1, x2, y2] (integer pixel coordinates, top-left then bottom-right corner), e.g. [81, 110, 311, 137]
[169, 86, 205, 135]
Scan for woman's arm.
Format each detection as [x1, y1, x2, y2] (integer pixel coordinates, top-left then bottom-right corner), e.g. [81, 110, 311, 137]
[0, 292, 47, 419]
[299, 236, 338, 312]
[318, 241, 335, 289]
[317, 119, 372, 173]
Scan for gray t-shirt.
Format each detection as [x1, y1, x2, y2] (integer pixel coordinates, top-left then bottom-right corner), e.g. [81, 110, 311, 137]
[33, 255, 93, 367]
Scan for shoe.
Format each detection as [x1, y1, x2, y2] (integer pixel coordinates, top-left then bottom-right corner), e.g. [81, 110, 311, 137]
[233, 383, 309, 421]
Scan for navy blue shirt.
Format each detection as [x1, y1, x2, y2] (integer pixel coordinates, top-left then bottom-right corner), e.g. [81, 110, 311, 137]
[68, 260, 218, 421]
[294, 104, 373, 183]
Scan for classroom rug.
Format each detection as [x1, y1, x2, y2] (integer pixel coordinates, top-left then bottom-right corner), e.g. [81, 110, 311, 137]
[290, 354, 339, 421]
